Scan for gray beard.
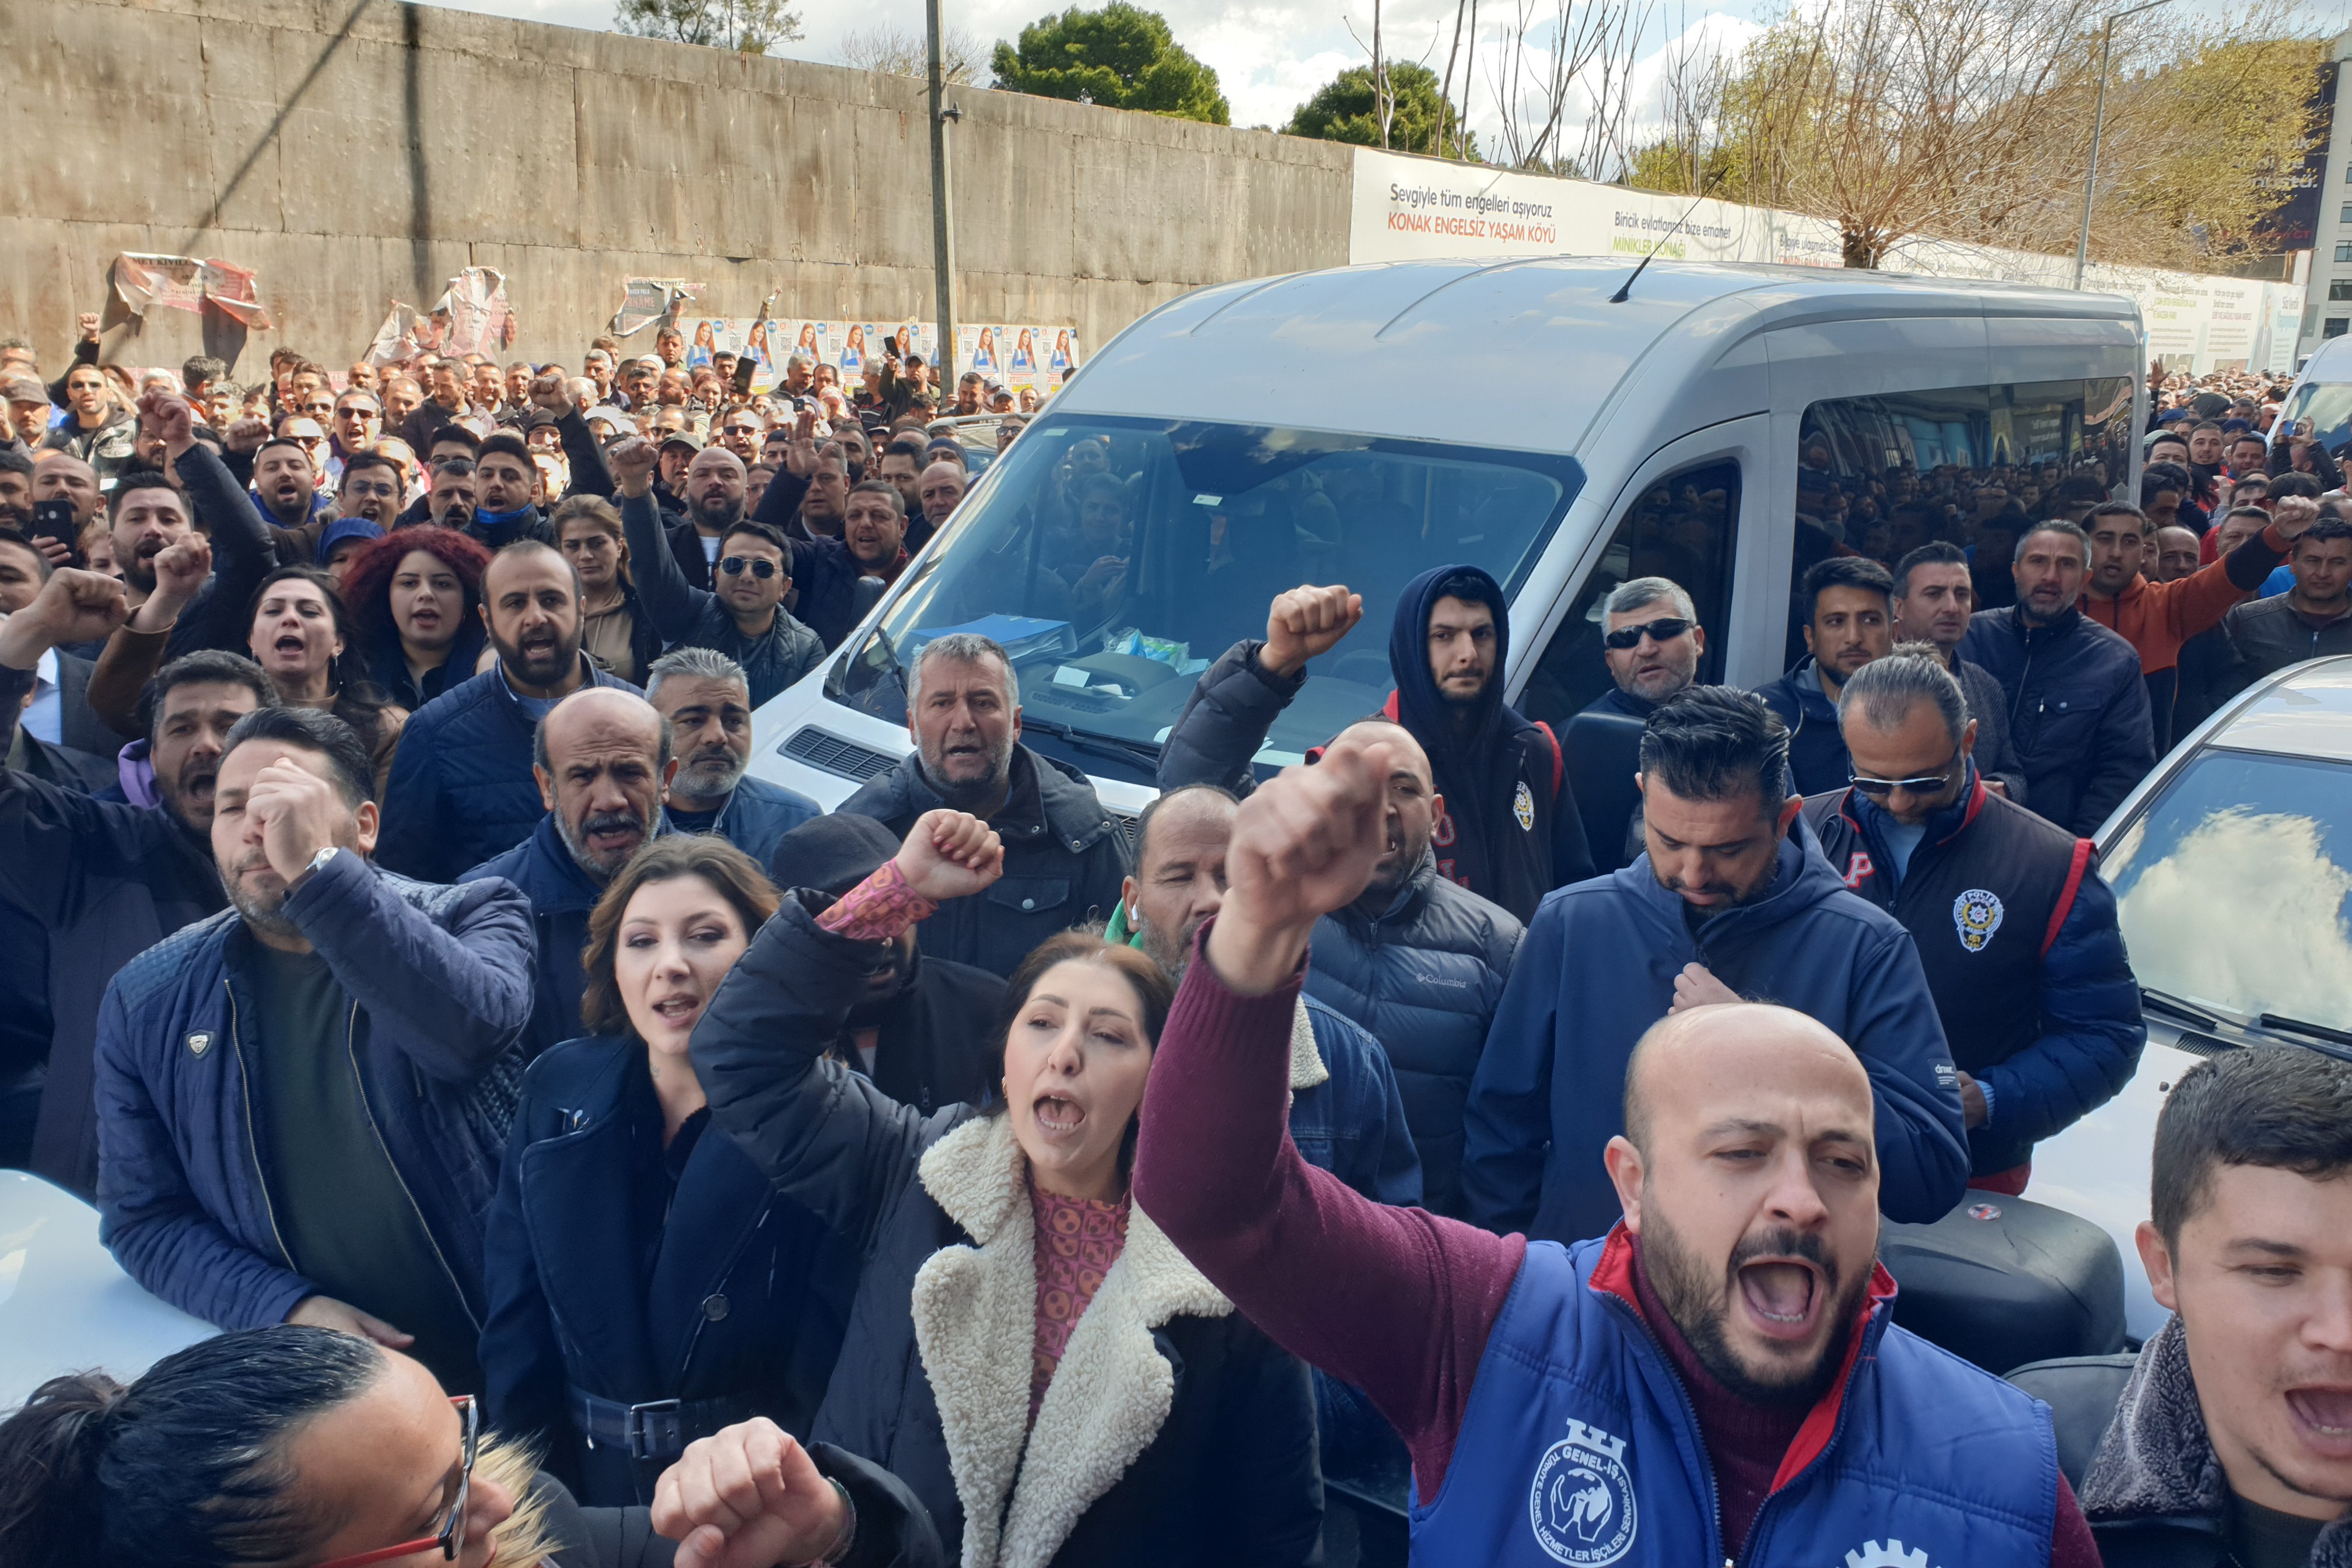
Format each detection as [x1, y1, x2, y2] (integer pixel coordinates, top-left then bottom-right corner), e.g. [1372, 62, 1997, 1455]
[672, 752, 747, 808]
[1130, 908, 1188, 979]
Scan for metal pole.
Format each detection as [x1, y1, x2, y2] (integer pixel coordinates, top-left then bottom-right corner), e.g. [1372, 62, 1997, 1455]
[2074, 0, 2172, 290]
[926, 0, 960, 389]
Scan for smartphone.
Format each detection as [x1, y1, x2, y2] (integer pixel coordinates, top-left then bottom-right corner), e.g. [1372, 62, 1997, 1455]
[30, 496, 76, 547]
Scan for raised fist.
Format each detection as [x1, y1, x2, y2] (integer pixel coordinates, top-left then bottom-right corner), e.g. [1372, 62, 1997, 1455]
[138, 388, 197, 460]
[1206, 732, 1397, 994]
[607, 435, 658, 499]
[528, 369, 575, 418]
[224, 416, 270, 456]
[892, 810, 1005, 902]
[1262, 584, 1362, 678]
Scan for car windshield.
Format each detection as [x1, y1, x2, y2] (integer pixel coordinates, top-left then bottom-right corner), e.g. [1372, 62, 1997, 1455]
[2102, 748, 2352, 1035]
[2282, 379, 2352, 457]
[826, 415, 1583, 782]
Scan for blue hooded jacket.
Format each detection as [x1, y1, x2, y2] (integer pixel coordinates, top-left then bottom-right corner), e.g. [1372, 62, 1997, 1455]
[1460, 817, 1969, 1242]
[1385, 565, 1592, 923]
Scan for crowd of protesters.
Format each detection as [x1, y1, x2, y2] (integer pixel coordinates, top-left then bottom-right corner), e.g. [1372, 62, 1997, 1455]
[0, 307, 2348, 1568]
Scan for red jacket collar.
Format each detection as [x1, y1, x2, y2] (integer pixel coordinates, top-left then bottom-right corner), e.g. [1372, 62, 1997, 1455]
[1585, 1223, 1897, 1494]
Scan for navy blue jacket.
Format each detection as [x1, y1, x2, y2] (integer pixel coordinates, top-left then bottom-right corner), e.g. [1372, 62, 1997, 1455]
[94, 851, 534, 1331]
[1755, 657, 1853, 797]
[1418, 1231, 2059, 1566]
[1805, 775, 2144, 1175]
[1301, 852, 1522, 1219]
[378, 657, 642, 884]
[1460, 818, 1969, 1243]
[668, 776, 820, 870]
[1288, 996, 1424, 1209]
[1959, 605, 2156, 836]
[480, 1035, 859, 1506]
[465, 814, 670, 1063]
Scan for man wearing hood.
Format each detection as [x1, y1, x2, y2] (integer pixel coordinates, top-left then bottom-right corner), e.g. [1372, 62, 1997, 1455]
[1461, 685, 1968, 1244]
[1157, 568, 1592, 924]
[0, 565, 274, 1195]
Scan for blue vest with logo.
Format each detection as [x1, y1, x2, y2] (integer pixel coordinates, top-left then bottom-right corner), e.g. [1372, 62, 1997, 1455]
[1412, 1235, 2057, 1568]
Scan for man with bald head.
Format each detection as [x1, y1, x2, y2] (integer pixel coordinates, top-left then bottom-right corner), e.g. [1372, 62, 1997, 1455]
[613, 437, 823, 705]
[1111, 780, 1421, 1207]
[1133, 733, 2099, 1568]
[463, 687, 673, 1059]
[915, 459, 965, 549]
[1156, 718, 1520, 1217]
[379, 540, 642, 881]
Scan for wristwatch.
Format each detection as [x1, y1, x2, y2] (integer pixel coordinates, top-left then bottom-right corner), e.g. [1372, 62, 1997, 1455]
[300, 846, 340, 883]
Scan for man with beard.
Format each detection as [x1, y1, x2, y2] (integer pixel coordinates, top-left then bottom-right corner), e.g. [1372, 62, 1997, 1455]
[1160, 571, 1592, 924]
[1111, 780, 1422, 1205]
[1133, 730, 2099, 1568]
[836, 632, 1129, 977]
[1960, 520, 2157, 835]
[750, 424, 851, 543]
[1802, 649, 2141, 1194]
[761, 811, 1007, 1115]
[1583, 577, 1706, 721]
[425, 456, 477, 532]
[1888, 542, 2027, 802]
[96, 704, 531, 1395]
[463, 688, 671, 1061]
[612, 439, 823, 706]
[32, 453, 103, 545]
[1462, 685, 1966, 1244]
[646, 647, 817, 866]
[877, 436, 926, 527]
[788, 480, 911, 651]
[0, 444, 33, 531]
[0, 566, 274, 1194]
[249, 436, 333, 562]
[109, 395, 292, 663]
[1757, 556, 1895, 796]
[379, 540, 639, 881]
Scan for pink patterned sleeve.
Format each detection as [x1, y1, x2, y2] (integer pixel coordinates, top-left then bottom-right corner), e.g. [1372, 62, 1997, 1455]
[814, 859, 939, 942]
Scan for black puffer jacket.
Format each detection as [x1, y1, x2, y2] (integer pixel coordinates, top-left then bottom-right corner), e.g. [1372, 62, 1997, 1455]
[1299, 850, 1522, 1218]
[1959, 605, 2157, 836]
[692, 900, 1324, 1568]
[836, 744, 1130, 979]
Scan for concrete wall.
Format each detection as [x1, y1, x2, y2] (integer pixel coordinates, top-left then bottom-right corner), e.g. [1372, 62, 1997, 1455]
[0, 0, 1355, 374]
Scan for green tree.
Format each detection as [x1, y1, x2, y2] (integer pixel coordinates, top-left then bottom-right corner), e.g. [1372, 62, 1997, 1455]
[1285, 61, 1476, 158]
[615, 0, 801, 53]
[991, 2, 1230, 124]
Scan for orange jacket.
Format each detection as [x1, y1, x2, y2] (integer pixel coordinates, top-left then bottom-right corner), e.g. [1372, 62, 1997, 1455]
[2080, 522, 2290, 674]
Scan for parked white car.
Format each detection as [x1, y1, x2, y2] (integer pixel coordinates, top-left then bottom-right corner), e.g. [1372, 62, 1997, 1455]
[2030, 654, 2352, 1341]
[0, 1170, 211, 1407]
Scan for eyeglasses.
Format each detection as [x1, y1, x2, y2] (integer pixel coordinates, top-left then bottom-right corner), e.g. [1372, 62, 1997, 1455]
[1849, 755, 1962, 798]
[344, 480, 400, 500]
[1603, 616, 1693, 650]
[718, 556, 778, 579]
[312, 1395, 477, 1568]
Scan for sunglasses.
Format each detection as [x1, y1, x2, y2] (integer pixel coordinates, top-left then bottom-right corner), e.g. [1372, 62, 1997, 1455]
[718, 556, 778, 579]
[312, 1396, 477, 1568]
[1603, 615, 1692, 651]
[1848, 757, 1961, 797]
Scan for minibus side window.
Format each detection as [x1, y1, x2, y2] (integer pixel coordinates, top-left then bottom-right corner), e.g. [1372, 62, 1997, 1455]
[1520, 459, 1740, 725]
[1788, 380, 2133, 667]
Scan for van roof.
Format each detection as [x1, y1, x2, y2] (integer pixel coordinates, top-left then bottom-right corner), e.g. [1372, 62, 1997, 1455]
[1063, 256, 2141, 457]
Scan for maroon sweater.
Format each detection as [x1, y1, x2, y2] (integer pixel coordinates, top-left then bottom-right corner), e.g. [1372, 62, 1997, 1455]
[1130, 940, 2102, 1566]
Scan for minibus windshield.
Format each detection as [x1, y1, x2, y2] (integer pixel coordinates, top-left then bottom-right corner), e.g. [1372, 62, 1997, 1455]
[2282, 379, 2352, 458]
[827, 416, 1583, 782]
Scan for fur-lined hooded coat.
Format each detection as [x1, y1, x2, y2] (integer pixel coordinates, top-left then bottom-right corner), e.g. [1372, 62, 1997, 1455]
[692, 894, 1325, 1568]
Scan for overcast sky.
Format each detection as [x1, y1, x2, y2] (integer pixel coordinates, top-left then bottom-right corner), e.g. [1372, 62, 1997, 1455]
[416, 0, 1772, 148]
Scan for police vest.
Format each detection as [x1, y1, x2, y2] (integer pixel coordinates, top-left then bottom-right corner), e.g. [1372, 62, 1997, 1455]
[1803, 782, 2092, 1078]
[1414, 1233, 2058, 1568]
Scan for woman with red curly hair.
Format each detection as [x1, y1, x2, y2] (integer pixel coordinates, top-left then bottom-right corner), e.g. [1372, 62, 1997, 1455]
[340, 526, 494, 712]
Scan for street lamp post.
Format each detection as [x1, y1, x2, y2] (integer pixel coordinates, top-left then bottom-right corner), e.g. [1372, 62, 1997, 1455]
[926, 0, 960, 387]
[2073, 0, 2174, 290]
